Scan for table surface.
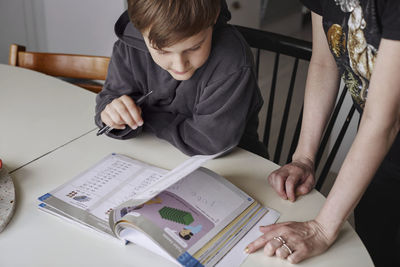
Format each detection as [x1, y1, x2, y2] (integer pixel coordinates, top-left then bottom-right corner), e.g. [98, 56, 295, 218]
[0, 65, 374, 267]
[0, 64, 96, 172]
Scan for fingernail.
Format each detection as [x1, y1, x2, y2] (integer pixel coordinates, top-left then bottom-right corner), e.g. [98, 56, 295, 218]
[244, 246, 250, 253]
[137, 121, 143, 126]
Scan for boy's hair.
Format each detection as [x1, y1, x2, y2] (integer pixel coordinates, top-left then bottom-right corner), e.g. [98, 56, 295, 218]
[127, 0, 220, 49]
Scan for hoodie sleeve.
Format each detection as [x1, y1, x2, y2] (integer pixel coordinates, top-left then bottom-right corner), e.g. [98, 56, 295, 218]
[143, 66, 262, 156]
[95, 40, 143, 139]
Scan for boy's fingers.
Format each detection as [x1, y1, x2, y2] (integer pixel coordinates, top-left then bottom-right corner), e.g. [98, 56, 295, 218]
[117, 106, 138, 129]
[100, 112, 112, 127]
[109, 96, 144, 130]
[108, 107, 128, 129]
[111, 97, 139, 129]
[103, 104, 123, 127]
[105, 101, 124, 122]
[121, 96, 144, 126]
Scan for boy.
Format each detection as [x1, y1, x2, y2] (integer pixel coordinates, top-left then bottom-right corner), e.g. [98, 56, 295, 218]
[95, 0, 267, 157]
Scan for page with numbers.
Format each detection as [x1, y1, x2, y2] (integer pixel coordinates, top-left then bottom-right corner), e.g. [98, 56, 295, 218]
[38, 153, 280, 267]
[38, 154, 170, 236]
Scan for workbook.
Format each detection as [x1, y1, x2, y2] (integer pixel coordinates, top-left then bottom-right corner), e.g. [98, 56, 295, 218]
[38, 152, 279, 267]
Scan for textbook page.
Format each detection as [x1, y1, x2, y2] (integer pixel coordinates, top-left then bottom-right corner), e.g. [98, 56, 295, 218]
[215, 208, 280, 267]
[38, 151, 226, 238]
[110, 167, 278, 267]
[114, 167, 254, 250]
[37, 151, 281, 266]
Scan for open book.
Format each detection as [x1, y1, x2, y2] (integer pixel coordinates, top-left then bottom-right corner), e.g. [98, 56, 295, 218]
[38, 153, 279, 267]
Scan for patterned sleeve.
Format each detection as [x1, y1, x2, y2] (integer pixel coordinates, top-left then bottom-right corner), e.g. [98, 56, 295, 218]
[300, 0, 323, 16]
[380, 0, 400, 41]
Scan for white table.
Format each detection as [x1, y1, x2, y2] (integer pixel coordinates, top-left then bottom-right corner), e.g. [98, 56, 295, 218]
[0, 66, 373, 266]
[0, 64, 96, 171]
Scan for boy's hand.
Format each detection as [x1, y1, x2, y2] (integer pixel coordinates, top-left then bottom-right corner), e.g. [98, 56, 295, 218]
[100, 95, 143, 130]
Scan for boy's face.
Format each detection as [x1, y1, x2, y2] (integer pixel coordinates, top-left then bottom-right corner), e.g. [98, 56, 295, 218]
[143, 27, 213, 81]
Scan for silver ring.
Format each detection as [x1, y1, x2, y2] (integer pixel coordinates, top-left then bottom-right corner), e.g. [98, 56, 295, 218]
[281, 243, 293, 254]
[273, 236, 286, 245]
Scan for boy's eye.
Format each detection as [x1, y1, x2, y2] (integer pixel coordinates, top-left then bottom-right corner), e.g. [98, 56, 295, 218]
[188, 46, 200, 52]
[156, 50, 169, 55]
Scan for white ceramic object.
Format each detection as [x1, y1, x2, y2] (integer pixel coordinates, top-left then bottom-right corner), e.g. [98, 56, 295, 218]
[0, 163, 16, 233]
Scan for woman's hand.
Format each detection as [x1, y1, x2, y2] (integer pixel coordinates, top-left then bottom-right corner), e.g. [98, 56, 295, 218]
[245, 220, 335, 264]
[100, 95, 143, 130]
[268, 157, 315, 202]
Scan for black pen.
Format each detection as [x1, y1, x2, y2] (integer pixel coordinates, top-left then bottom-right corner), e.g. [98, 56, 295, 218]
[96, 90, 153, 136]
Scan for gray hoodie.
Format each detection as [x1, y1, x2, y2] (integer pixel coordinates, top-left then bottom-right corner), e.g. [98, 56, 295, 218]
[95, 3, 268, 157]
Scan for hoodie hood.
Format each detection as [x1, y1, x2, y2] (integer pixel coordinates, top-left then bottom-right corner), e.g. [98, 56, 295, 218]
[114, 0, 231, 51]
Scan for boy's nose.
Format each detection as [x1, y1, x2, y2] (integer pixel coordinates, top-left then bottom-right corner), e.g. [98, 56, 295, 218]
[172, 54, 188, 72]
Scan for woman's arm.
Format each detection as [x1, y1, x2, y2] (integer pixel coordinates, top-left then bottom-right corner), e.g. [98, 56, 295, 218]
[316, 37, 400, 240]
[247, 27, 400, 267]
[268, 12, 340, 201]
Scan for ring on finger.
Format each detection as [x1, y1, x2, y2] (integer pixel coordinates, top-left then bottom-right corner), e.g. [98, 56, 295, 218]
[281, 243, 293, 254]
[273, 236, 286, 245]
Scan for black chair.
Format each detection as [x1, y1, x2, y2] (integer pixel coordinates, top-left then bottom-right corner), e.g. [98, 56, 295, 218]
[234, 25, 357, 191]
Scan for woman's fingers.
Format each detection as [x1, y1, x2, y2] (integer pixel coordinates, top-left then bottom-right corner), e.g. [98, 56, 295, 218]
[264, 238, 284, 256]
[275, 244, 291, 259]
[296, 174, 315, 196]
[287, 250, 305, 264]
[246, 234, 269, 253]
[268, 170, 288, 199]
[268, 162, 315, 201]
[246, 220, 332, 264]
[285, 174, 301, 202]
[246, 223, 288, 253]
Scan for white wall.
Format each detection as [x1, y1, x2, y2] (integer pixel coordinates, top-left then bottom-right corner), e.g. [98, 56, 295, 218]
[0, 0, 28, 63]
[0, 0, 126, 64]
[0, 0, 261, 64]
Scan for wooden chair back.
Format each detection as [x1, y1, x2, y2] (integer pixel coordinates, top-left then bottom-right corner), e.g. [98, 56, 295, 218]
[234, 25, 356, 191]
[8, 44, 110, 93]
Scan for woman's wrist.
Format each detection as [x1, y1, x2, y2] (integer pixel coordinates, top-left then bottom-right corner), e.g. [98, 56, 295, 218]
[315, 211, 344, 243]
[292, 153, 315, 169]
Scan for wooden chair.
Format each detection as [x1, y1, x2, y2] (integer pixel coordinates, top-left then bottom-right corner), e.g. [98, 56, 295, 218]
[234, 25, 356, 191]
[8, 44, 110, 93]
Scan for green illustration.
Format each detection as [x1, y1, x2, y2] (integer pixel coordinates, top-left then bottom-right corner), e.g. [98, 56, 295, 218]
[158, 206, 194, 225]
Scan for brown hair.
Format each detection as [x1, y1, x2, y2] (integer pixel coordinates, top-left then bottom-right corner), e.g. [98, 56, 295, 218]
[127, 0, 220, 49]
